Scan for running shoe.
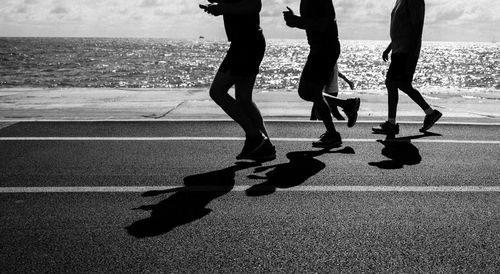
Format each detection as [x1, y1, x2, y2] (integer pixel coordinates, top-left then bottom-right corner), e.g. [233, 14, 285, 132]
[420, 110, 442, 132]
[372, 121, 400, 135]
[342, 98, 361, 127]
[242, 139, 276, 161]
[312, 131, 342, 148]
[236, 134, 267, 160]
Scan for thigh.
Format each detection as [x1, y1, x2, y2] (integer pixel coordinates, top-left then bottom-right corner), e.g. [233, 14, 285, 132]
[298, 75, 326, 102]
[210, 70, 236, 97]
[301, 52, 337, 87]
[387, 53, 414, 83]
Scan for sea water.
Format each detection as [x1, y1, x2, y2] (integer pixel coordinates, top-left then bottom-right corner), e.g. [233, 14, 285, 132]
[1, 37, 498, 99]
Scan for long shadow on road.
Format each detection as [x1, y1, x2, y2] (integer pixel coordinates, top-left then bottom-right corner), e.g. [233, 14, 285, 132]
[126, 147, 356, 238]
[246, 146, 356, 196]
[369, 132, 441, 169]
[126, 161, 261, 238]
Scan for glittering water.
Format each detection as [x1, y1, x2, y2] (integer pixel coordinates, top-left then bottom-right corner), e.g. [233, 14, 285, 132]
[1, 37, 499, 95]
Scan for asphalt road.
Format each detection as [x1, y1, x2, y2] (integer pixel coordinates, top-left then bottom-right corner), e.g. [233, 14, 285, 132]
[1, 120, 499, 273]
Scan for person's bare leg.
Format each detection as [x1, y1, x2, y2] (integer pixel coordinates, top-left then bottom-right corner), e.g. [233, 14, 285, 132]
[399, 82, 431, 112]
[299, 79, 336, 133]
[235, 75, 269, 138]
[322, 94, 348, 109]
[386, 79, 399, 123]
[209, 71, 261, 137]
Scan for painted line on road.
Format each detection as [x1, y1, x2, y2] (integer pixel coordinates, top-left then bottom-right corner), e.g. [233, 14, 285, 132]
[1, 186, 500, 193]
[1, 136, 499, 144]
[1, 119, 499, 126]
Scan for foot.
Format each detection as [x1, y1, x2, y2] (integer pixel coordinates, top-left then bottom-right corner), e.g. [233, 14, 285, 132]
[241, 139, 276, 161]
[372, 121, 400, 135]
[420, 110, 442, 132]
[312, 131, 342, 148]
[342, 98, 360, 127]
[236, 134, 267, 160]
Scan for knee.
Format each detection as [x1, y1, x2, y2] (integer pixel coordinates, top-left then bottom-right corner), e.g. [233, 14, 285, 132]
[298, 89, 316, 102]
[209, 87, 220, 102]
[298, 92, 311, 102]
[209, 85, 229, 103]
[399, 83, 416, 94]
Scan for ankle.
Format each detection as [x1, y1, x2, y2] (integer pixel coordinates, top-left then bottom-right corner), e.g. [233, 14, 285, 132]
[424, 108, 434, 115]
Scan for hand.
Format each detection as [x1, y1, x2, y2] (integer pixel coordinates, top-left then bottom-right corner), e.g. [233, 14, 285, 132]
[204, 3, 223, 16]
[283, 6, 294, 16]
[283, 6, 299, 28]
[382, 50, 390, 62]
[348, 81, 355, 90]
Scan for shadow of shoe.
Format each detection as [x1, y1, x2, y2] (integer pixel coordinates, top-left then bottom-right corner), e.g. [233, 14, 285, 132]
[369, 137, 422, 169]
[246, 146, 355, 197]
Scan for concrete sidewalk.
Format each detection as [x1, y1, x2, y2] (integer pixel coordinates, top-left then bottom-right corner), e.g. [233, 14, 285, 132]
[1, 88, 499, 122]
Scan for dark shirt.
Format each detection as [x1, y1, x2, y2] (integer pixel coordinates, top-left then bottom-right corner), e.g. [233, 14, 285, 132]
[300, 0, 338, 48]
[223, 0, 262, 41]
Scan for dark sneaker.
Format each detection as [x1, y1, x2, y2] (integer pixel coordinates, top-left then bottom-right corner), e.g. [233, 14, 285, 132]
[372, 121, 400, 135]
[342, 98, 360, 127]
[420, 110, 442, 132]
[312, 131, 342, 148]
[242, 139, 276, 161]
[236, 135, 267, 160]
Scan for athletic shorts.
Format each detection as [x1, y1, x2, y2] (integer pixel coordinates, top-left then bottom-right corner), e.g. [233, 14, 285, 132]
[219, 31, 266, 77]
[387, 52, 420, 82]
[301, 41, 340, 86]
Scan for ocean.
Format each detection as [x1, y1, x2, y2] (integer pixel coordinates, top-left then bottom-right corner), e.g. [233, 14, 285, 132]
[1, 37, 499, 99]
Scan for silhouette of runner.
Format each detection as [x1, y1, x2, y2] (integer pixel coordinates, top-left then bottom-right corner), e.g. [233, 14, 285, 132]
[372, 0, 442, 135]
[200, 0, 275, 161]
[283, 0, 360, 148]
[311, 63, 355, 120]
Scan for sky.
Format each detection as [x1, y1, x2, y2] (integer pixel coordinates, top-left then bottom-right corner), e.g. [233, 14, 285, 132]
[0, 0, 499, 42]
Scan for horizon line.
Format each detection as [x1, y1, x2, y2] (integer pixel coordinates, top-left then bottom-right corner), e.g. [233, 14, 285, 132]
[0, 36, 497, 44]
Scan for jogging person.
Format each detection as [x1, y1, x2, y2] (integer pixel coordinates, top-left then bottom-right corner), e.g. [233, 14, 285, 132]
[311, 63, 355, 120]
[372, 0, 442, 135]
[283, 0, 360, 148]
[200, 0, 275, 160]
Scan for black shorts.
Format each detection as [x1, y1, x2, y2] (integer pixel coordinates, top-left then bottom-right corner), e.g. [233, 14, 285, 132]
[219, 31, 266, 77]
[301, 41, 340, 86]
[387, 52, 419, 82]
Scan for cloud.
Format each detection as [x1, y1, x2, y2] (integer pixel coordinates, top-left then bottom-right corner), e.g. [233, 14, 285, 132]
[140, 0, 161, 8]
[50, 6, 68, 14]
[0, 0, 498, 41]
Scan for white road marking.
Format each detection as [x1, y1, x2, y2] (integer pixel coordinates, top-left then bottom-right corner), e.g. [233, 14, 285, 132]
[0, 119, 499, 126]
[1, 185, 499, 193]
[1, 136, 499, 144]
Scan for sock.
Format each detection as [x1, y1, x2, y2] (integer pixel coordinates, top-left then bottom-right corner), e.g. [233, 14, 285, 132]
[388, 118, 396, 125]
[424, 108, 434, 115]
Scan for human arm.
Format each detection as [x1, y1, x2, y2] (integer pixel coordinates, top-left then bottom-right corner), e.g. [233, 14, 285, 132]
[202, 0, 261, 16]
[283, 0, 333, 31]
[338, 72, 355, 90]
[382, 42, 392, 62]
